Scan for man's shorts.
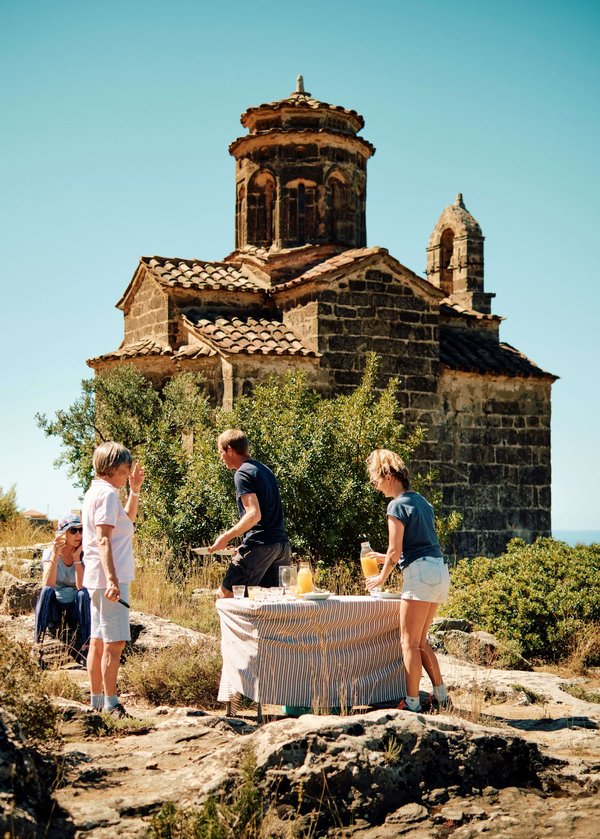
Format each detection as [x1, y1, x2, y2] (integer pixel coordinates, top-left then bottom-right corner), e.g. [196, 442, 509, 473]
[90, 583, 131, 642]
[401, 557, 450, 603]
[222, 542, 292, 592]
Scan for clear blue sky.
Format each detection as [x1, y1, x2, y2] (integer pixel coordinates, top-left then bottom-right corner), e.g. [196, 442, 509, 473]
[1, 0, 598, 530]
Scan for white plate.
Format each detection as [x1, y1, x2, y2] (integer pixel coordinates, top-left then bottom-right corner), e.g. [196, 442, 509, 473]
[373, 591, 403, 599]
[300, 591, 331, 600]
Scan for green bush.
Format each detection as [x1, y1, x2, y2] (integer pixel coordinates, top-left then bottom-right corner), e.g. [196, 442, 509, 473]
[443, 538, 600, 661]
[37, 356, 460, 567]
[0, 484, 18, 523]
[0, 629, 58, 741]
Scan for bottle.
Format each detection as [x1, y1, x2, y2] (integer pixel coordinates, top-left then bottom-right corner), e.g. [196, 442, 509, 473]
[360, 541, 378, 579]
[296, 561, 314, 594]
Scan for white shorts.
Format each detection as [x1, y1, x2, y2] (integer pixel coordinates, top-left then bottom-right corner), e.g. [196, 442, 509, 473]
[401, 557, 450, 603]
[90, 584, 131, 642]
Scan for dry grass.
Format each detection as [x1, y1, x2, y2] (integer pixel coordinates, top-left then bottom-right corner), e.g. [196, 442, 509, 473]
[121, 638, 222, 708]
[313, 561, 363, 595]
[131, 563, 221, 637]
[0, 516, 53, 548]
[41, 670, 85, 702]
[563, 622, 600, 675]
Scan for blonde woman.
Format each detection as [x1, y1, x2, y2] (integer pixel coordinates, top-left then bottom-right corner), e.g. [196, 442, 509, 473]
[82, 441, 144, 716]
[366, 449, 451, 712]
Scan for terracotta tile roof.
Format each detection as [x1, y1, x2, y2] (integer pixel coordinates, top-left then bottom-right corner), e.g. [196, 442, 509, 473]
[88, 338, 173, 365]
[141, 256, 266, 293]
[440, 300, 502, 322]
[271, 247, 443, 302]
[241, 90, 365, 130]
[175, 343, 217, 359]
[272, 247, 384, 290]
[440, 327, 555, 379]
[183, 313, 320, 357]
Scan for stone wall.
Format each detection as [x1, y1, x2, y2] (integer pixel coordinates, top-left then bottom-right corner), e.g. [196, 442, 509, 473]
[435, 370, 552, 557]
[314, 264, 440, 426]
[124, 272, 169, 346]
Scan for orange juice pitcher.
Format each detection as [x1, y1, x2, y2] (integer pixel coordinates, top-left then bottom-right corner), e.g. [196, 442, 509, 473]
[296, 561, 314, 594]
[360, 541, 379, 578]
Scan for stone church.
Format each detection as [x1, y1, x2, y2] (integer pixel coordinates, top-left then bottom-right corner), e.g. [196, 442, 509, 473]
[89, 77, 556, 557]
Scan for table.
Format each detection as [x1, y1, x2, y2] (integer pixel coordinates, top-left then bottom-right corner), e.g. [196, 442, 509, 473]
[216, 596, 406, 712]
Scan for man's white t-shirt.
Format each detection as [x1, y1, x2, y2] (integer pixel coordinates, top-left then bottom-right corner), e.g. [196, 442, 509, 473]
[82, 479, 135, 589]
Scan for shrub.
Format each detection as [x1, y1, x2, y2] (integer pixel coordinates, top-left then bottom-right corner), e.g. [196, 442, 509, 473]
[121, 639, 222, 708]
[0, 484, 18, 523]
[443, 538, 600, 661]
[37, 357, 461, 567]
[0, 629, 58, 741]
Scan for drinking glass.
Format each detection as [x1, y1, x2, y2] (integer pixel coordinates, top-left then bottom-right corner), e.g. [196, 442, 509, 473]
[248, 586, 261, 601]
[232, 585, 246, 599]
[279, 565, 297, 597]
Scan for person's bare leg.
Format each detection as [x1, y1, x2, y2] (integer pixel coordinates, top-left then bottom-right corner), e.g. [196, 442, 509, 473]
[418, 601, 443, 687]
[101, 641, 126, 697]
[400, 600, 432, 698]
[87, 638, 104, 695]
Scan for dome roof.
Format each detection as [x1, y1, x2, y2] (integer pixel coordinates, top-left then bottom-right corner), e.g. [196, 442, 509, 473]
[240, 75, 365, 133]
[428, 193, 483, 244]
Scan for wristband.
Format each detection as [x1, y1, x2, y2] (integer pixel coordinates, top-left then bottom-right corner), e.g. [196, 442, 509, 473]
[74, 561, 83, 566]
[129, 490, 140, 497]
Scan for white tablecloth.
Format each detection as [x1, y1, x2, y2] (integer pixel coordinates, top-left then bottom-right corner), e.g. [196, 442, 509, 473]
[216, 596, 406, 709]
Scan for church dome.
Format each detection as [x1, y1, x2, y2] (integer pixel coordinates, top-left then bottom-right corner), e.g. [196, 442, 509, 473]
[230, 77, 375, 252]
[239, 75, 366, 136]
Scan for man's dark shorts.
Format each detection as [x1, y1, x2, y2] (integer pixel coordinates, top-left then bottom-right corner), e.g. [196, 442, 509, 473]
[222, 542, 292, 592]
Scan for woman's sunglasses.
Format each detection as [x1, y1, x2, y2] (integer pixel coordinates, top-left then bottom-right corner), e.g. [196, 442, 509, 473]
[67, 527, 83, 535]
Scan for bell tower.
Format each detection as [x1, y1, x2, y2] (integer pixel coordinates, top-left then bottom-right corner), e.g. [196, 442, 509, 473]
[426, 194, 494, 314]
[229, 76, 375, 252]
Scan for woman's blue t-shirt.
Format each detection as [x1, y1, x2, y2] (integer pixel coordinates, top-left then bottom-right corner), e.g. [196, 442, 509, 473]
[386, 492, 443, 569]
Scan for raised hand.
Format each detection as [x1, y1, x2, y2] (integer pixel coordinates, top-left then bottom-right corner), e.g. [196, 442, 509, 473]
[129, 462, 145, 494]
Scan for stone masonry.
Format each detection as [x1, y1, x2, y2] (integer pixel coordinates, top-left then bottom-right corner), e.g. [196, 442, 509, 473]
[89, 77, 556, 557]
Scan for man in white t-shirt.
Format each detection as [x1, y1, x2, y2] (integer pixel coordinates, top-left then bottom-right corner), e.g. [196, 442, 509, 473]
[83, 441, 144, 717]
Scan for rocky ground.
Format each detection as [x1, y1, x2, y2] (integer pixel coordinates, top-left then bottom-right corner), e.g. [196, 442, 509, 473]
[1, 573, 599, 838]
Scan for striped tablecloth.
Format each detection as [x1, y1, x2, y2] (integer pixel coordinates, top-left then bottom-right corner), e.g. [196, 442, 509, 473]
[216, 596, 406, 710]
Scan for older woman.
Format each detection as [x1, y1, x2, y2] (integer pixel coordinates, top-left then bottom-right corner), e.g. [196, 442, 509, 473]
[366, 449, 451, 712]
[34, 513, 90, 657]
[82, 441, 144, 717]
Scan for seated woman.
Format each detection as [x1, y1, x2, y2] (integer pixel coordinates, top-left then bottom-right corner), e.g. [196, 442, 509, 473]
[34, 513, 91, 658]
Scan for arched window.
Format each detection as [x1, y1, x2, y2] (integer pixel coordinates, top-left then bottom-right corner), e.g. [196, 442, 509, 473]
[235, 184, 245, 249]
[282, 179, 317, 245]
[247, 171, 276, 247]
[440, 228, 455, 295]
[327, 172, 353, 244]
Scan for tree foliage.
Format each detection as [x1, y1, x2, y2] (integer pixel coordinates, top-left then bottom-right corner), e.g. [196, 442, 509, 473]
[0, 484, 19, 523]
[37, 357, 459, 567]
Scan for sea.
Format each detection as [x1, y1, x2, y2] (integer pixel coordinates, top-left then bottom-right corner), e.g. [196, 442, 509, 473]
[552, 530, 600, 547]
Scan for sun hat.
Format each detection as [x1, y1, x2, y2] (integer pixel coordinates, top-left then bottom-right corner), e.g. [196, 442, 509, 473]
[57, 513, 82, 533]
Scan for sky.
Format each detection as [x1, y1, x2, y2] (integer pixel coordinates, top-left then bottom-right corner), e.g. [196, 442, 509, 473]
[1, 0, 599, 530]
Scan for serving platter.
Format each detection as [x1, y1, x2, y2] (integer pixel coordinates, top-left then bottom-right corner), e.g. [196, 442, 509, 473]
[372, 591, 403, 599]
[299, 591, 331, 600]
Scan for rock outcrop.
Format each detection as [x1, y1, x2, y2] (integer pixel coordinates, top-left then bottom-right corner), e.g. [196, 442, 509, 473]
[0, 708, 69, 839]
[0, 570, 39, 616]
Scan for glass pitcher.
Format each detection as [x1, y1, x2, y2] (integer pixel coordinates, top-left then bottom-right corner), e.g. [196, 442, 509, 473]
[296, 561, 314, 594]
